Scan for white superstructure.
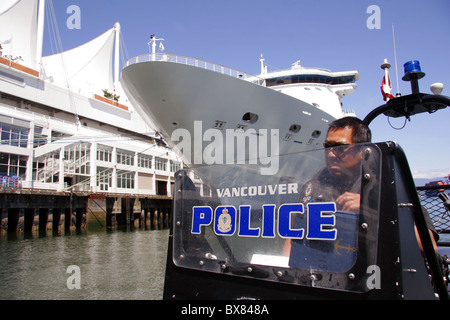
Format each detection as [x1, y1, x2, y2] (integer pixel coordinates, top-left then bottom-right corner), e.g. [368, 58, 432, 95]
[0, 0, 181, 195]
[255, 57, 359, 119]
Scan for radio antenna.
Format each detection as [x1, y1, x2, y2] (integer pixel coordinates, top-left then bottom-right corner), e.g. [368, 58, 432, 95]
[392, 23, 401, 97]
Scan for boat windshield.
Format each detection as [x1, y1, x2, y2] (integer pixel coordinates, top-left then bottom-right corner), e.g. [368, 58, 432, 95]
[265, 74, 356, 87]
[172, 143, 381, 293]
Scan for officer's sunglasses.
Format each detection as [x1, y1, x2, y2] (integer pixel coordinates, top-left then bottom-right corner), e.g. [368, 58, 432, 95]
[323, 141, 349, 149]
[323, 141, 350, 149]
[323, 141, 358, 155]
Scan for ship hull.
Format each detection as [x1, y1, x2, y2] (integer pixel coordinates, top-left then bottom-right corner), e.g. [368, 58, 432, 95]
[121, 61, 337, 175]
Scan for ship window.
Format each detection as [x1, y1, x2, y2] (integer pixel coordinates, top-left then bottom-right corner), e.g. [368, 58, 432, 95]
[236, 124, 247, 132]
[289, 124, 301, 133]
[242, 113, 258, 124]
[214, 121, 226, 130]
[265, 74, 355, 87]
[265, 78, 277, 87]
[311, 130, 321, 138]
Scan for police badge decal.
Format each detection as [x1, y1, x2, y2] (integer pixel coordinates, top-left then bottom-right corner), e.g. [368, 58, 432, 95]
[217, 208, 232, 233]
[302, 183, 313, 203]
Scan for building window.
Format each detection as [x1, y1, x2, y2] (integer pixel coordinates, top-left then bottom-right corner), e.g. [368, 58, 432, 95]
[97, 167, 112, 191]
[51, 131, 70, 142]
[117, 149, 134, 166]
[0, 153, 27, 179]
[170, 160, 181, 173]
[64, 143, 90, 175]
[34, 151, 59, 183]
[0, 123, 29, 148]
[155, 157, 167, 171]
[34, 126, 47, 147]
[117, 170, 134, 189]
[138, 154, 153, 169]
[97, 145, 113, 162]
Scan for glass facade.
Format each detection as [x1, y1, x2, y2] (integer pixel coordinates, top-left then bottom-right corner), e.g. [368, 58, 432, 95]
[0, 118, 177, 194]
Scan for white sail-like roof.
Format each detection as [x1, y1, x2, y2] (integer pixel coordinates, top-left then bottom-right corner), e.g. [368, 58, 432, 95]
[0, 0, 128, 107]
[0, 0, 38, 69]
[42, 26, 115, 95]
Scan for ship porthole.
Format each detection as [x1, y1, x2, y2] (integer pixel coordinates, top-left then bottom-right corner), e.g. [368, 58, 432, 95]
[243, 112, 258, 124]
[311, 130, 321, 138]
[289, 124, 301, 133]
[171, 121, 179, 127]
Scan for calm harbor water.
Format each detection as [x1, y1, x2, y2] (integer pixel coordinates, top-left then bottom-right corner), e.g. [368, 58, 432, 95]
[0, 229, 169, 300]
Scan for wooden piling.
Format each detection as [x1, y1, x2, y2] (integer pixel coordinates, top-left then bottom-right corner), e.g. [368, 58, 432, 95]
[0, 189, 172, 238]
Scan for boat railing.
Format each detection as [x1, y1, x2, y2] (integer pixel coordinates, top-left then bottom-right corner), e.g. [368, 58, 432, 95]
[124, 53, 266, 86]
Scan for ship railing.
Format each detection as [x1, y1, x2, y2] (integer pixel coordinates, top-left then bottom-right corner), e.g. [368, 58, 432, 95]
[125, 53, 266, 86]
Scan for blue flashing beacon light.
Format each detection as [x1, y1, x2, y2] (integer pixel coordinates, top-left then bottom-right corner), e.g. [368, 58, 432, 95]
[402, 60, 425, 94]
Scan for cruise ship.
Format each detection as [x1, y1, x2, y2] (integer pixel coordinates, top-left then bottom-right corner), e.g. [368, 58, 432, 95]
[121, 37, 359, 176]
[0, 0, 181, 196]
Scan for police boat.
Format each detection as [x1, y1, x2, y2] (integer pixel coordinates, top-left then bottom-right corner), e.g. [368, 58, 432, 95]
[163, 60, 450, 300]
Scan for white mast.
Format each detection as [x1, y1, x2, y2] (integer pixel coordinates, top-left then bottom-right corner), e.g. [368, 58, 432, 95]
[148, 35, 164, 61]
[260, 54, 266, 75]
[114, 22, 120, 86]
[36, 0, 46, 69]
[392, 24, 401, 97]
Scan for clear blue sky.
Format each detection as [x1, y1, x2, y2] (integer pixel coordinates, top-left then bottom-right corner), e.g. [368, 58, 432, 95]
[44, 0, 450, 180]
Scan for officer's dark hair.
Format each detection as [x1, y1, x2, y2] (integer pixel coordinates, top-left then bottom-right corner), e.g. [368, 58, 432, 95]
[328, 116, 372, 143]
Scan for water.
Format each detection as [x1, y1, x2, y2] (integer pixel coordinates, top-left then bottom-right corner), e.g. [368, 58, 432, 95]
[0, 229, 169, 300]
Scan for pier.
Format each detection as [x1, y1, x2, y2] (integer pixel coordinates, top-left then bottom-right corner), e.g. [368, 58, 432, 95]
[0, 187, 172, 237]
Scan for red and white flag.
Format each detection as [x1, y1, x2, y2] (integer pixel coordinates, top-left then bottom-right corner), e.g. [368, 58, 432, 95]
[381, 73, 394, 101]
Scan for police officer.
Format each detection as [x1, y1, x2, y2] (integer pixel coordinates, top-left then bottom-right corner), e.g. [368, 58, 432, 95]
[283, 116, 438, 256]
[303, 117, 371, 211]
